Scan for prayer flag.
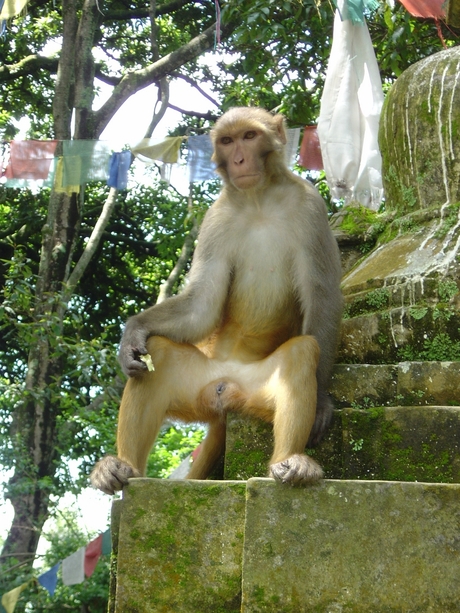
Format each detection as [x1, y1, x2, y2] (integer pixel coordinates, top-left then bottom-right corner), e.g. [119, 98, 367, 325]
[285, 127, 301, 169]
[54, 157, 80, 194]
[132, 136, 183, 164]
[62, 546, 85, 586]
[84, 534, 103, 578]
[107, 151, 131, 190]
[1, 581, 30, 613]
[38, 563, 60, 596]
[299, 126, 324, 171]
[102, 529, 111, 555]
[62, 140, 111, 186]
[0, 0, 28, 19]
[317, 0, 384, 208]
[187, 134, 217, 182]
[398, 0, 444, 18]
[4, 141, 57, 180]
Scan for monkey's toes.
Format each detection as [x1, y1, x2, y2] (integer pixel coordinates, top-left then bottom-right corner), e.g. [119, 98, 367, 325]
[270, 453, 324, 485]
[90, 455, 141, 495]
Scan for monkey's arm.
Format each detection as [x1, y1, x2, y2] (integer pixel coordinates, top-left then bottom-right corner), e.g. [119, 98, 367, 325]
[119, 208, 232, 377]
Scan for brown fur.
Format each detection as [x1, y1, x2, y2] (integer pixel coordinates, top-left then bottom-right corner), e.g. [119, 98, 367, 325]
[90, 107, 342, 495]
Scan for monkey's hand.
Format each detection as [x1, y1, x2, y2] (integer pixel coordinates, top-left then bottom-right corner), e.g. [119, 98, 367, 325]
[270, 454, 323, 485]
[90, 455, 141, 495]
[118, 320, 150, 377]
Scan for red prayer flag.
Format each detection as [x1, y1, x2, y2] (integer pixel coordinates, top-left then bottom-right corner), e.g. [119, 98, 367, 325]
[4, 140, 58, 180]
[84, 534, 103, 577]
[398, 0, 444, 18]
[299, 126, 323, 171]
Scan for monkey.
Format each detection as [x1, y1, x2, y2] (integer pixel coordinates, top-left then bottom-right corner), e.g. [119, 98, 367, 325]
[91, 107, 342, 495]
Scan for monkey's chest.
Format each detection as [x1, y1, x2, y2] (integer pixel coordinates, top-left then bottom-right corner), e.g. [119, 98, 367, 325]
[228, 234, 297, 327]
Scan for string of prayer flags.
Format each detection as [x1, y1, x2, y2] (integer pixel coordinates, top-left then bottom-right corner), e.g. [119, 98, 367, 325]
[1, 531, 111, 612]
[62, 546, 86, 586]
[187, 134, 217, 182]
[107, 150, 132, 190]
[299, 126, 324, 171]
[132, 136, 183, 164]
[37, 563, 60, 596]
[1, 581, 31, 613]
[3, 140, 57, 180]
[84, 534, 103, 578]
[62, 140, 111, 186]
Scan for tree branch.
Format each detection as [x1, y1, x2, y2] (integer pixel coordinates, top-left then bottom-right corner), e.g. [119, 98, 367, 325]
[93, 18, 237, 137]
[0, 55, 58, 82]
[168, 103, 218, 121]
[103, 0, 194, 21]
[63, 187, 119, 302]
[171, 71, 220, 107]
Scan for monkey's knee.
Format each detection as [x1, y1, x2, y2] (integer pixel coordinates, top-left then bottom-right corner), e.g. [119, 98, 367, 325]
[90, 455, 141, 495]
[270, 453, 323, 485]
[198, 379, 246, 414]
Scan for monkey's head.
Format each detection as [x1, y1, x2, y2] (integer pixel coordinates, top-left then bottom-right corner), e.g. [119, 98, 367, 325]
[211, 107, 288, 190]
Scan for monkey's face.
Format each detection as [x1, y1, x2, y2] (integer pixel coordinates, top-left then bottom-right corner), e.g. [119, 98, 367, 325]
[215, 128, 268, 190]
[211, 108, 288, 190]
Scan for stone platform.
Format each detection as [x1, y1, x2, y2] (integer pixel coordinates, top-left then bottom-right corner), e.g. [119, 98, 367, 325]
[110, 478, 460, 613]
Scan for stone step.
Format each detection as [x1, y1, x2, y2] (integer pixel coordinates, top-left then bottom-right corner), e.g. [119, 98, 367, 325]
[110, 478, 460, 612]
[330, 361, 460, 407]
[224, 406, 460, 484]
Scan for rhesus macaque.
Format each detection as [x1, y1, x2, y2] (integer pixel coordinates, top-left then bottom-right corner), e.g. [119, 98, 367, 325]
[91, 107, 342, 494]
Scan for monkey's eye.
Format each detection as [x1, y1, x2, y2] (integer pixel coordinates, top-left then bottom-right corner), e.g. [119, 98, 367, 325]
[244, 131, 257, 140]
[220, 136, 233, 145]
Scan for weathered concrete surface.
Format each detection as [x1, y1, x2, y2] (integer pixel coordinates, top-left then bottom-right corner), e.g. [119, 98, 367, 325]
[114, 479, 246, 613]
[224, 406, 460, 484]
[242, 478, 460, 613]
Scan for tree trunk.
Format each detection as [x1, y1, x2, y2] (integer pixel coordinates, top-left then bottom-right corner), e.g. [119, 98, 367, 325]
[1, 0, 237, 563]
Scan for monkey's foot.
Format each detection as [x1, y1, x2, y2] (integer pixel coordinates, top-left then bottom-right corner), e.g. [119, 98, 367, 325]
[269, 454, 324, 485]
[90, 455, 141, 495]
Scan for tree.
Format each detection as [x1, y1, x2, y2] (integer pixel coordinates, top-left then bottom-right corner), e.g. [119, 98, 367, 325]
[0, 0, 456, 574]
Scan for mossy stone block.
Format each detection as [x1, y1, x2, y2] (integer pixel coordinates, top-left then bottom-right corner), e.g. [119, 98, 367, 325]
[242, 478, 460, 612]
[397, 361, 460, 406]
[330, 364, 397, 407]
[114, 478, 246, 613]
[108, 499, 122, 613]
[225, 406, 460, 484]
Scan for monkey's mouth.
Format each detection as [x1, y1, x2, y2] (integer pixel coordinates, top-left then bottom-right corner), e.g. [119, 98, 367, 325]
[232, 173, 262, 188]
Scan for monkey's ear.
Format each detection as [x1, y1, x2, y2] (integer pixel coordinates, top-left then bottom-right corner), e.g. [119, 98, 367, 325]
[274, 114, 287, 145]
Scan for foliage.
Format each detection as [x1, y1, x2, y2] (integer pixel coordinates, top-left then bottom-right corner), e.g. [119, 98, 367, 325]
[147, 424, 206, 478]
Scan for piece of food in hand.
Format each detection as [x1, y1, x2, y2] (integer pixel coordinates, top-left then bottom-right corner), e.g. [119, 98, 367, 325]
[139, 353, 155, 371]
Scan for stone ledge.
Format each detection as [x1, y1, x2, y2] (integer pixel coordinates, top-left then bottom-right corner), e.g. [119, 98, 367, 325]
[111, 478, 460, 613]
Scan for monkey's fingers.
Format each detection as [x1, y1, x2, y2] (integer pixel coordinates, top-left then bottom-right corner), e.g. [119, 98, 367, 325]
[270, 454, 323, 485]
[118, 345, 149, 377]
[90, 455, 141, 495]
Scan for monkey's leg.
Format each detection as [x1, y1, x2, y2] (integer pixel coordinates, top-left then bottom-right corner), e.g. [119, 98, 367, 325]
[237, 335, 323, 484]
[91, 336, 218, 494]
[185, 418, 227, 479]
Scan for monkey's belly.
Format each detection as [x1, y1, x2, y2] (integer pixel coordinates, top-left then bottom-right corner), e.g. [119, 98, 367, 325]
[208, 307, 302, 362]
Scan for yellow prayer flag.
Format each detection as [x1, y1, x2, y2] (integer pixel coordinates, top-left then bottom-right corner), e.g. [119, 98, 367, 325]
[54, 157, 80, 195]
[1, 581, 30, 613]
[131, 136, 183, 164]
[0, 0, 28, 19]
